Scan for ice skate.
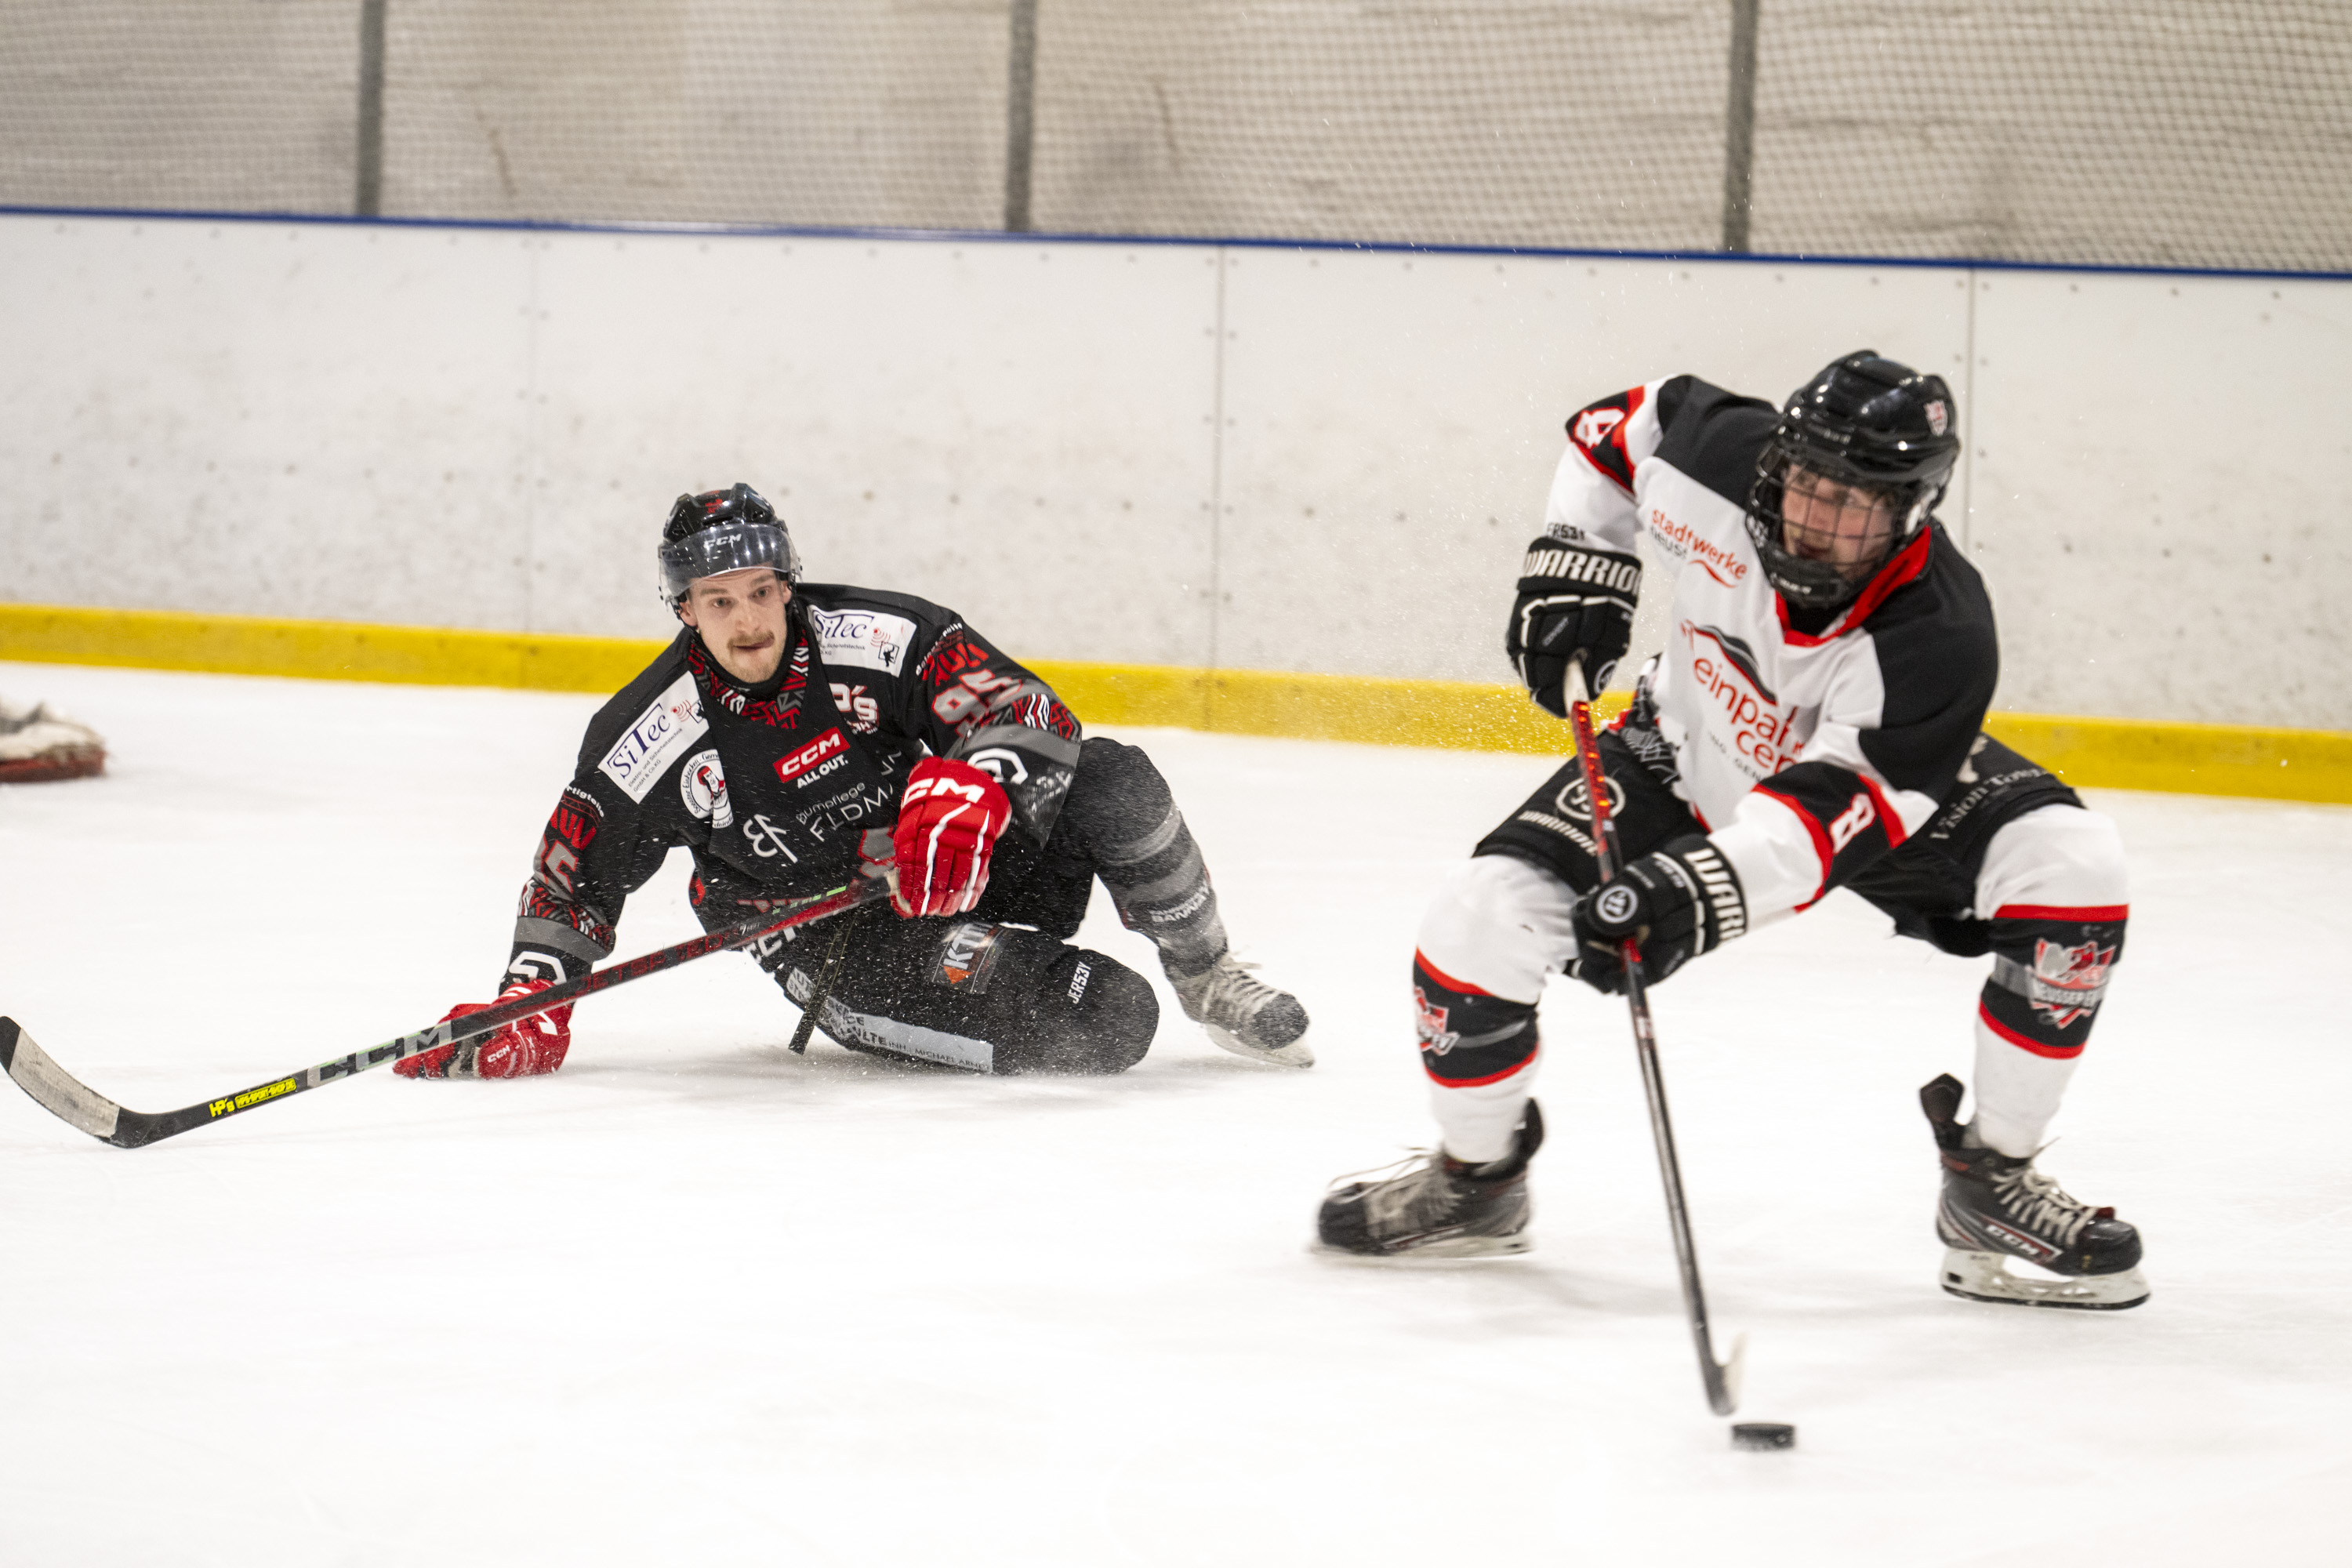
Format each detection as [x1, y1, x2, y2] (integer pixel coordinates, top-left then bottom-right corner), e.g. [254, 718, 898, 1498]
[1168, 953, 1312, 1067]
[1316, 1102, 1542, 1258]
[1920, 1074, 2149, 1310]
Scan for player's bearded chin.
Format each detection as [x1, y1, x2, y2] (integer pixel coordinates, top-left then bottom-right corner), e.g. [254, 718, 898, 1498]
[1780, 465, 1897, 582]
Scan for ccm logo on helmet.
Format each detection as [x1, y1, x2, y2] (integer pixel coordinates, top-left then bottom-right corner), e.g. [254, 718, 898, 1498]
[775, 728, 849, 788]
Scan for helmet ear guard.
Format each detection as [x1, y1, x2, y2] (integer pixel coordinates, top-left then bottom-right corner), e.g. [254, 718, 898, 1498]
[658, 483, 802, 608]
[1746, 351, 1960, 611]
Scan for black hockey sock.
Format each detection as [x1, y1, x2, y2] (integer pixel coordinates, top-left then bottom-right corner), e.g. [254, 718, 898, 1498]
[1099, 809, 1225, 975]
[1059, 738, 1229, 975]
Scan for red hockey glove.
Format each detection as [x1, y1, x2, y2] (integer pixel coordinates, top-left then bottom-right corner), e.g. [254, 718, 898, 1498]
[892, 757, 1011, 917]
[394, 979, 575, 1079]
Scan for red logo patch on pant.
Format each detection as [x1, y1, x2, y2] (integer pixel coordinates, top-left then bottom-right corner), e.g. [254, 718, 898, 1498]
[2027, 938, 2115, 1029]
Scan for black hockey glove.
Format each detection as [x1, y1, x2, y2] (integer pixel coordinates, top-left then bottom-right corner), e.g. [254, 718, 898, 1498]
[1505, 536, 1642, 717]
[1567, 836, 1748, 994]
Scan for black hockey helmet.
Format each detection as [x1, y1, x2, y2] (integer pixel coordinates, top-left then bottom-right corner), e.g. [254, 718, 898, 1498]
[658, 483, 802, 608]
[1747, 350, 1959, 609]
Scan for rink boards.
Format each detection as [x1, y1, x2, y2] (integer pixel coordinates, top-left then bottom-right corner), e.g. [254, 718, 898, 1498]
[3, 209, 2350, 757]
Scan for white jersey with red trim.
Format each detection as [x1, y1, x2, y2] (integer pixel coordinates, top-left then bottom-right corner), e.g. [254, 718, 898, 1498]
[1545, 376, 1997, 924]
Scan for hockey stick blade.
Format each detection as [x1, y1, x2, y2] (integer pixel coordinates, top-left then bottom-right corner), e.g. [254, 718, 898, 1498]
[0, 876, 890, 1150]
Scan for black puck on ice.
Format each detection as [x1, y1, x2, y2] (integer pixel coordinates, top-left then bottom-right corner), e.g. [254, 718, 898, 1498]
[1730, 1422, 1796, 1451]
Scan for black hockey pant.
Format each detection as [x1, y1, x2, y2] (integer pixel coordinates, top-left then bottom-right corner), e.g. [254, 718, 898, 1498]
[695, 737, 1225, 1074]
[1412, 728, 2127, 1156]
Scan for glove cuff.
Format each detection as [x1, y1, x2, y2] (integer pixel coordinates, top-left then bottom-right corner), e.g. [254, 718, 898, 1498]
[1515, 539, 1642, 598]
[1655, 834, 1749, 953]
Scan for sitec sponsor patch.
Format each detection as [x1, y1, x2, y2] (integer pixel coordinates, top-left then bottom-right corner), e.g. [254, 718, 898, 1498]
[775, 727, 851, 788]
[597, 673, 709, 803]
[811, 608, 916, 676]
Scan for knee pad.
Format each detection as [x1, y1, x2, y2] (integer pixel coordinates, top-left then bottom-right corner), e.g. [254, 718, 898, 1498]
[1057, 736, 1182, 866]
[990, 942, 1159, 1075]
[1973, 807, 2128, 1060]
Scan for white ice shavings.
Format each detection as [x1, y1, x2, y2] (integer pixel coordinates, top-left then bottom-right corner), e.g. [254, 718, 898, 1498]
[597, 672, 709, 803]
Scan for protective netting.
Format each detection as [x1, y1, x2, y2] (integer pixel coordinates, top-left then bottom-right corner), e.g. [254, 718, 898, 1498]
[3, 0, 2348, 273]
[1750, 2, 2352, 273]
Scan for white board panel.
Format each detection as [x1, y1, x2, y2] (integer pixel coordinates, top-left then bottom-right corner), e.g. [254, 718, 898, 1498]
[1213, 248, 1972, 683]
[522, 230, 1221, 663]
[5, 211, 2347, 731]
[0, 216, 543, 630]
[1969, 269, 2352, 728]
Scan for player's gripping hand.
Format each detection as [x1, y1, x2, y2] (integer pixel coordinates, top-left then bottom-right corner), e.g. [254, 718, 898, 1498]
[1567, 837, 1747, 994]
[394, 979, 575, 1079]
[1506, 536, 1642, 717]
[892, 757, 1011, 917]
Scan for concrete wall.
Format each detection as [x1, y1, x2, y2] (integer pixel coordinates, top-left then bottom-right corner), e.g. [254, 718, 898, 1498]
[3, 211, 2348, 728]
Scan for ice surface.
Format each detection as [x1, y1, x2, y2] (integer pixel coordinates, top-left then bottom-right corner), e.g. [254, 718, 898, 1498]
[2, 660, 2349, 1566]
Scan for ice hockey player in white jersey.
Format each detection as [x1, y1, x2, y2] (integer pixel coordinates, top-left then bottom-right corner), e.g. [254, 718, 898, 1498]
[1316, 351, 2147, 1309]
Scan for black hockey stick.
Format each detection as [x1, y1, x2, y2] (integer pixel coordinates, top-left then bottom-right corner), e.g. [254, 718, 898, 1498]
[0, 875, 892, 1150]
[1565, 661, 1747, 1417]
[786, 895, 871, 1054]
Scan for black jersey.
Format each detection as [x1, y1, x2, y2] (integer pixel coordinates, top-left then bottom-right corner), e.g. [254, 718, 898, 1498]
[506, 584, 1080, 981]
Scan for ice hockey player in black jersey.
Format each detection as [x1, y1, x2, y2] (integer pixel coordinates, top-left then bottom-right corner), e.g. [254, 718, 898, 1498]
[1316, 352, 2147, 1309]
[398, 484, 1309, 1081]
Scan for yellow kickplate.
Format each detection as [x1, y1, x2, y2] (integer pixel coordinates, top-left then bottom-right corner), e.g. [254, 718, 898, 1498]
[5, 604, 2347, 804]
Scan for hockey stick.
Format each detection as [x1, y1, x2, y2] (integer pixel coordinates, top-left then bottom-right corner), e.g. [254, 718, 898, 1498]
[1565, 661, 1747, 1417]
[786, 895, 870, 1054]
[0, 875, 892, 1150]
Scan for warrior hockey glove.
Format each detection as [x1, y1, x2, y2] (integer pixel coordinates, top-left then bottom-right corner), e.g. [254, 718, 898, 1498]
[1567, 836, 1748, 994]
[892, 757, 1011, 917]
[394, 979, 574, 1079]
[1506, 535, 1642, 717]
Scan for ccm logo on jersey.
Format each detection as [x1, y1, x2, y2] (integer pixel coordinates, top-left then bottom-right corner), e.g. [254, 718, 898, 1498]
[775, 728, 850, 788]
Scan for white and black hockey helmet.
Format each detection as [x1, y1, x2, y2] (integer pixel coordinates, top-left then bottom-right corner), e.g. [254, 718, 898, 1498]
[1748, 350, 1960, 610]
[658, 483, 802, 608]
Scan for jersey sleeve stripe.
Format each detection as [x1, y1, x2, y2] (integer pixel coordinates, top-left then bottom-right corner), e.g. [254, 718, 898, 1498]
[1755, 783, 1835, 902]
[1857, 772, 1909, 852]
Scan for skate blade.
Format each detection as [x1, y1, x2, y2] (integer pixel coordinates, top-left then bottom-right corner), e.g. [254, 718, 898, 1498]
[1939, 1248, 2151, 1311]
[1311, 1232, 1533, 1265]
[1201, 1022, 1314, 1069]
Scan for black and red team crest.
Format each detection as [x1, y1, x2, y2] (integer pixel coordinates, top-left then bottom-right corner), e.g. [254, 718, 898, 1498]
[1413, 986, 1459, 1055]
[2027, 937, 2116, 1029]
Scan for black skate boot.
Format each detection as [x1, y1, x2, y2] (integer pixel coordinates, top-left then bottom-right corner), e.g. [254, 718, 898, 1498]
[1316, 1102, 1544, 1258]
[1920, 1074, 2150, 1310]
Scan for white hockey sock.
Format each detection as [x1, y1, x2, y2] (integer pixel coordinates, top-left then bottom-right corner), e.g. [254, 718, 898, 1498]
[1969, 1016, 2082, 1157]
[1430, 1059, 1537, 1164]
